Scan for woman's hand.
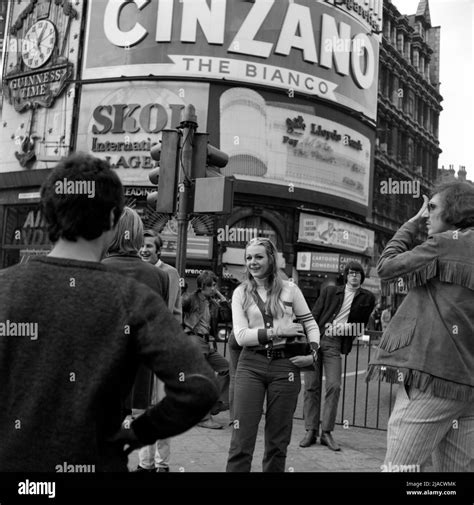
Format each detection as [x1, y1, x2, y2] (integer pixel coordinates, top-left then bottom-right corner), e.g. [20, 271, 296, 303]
[276, 323, 305, 337]
[289, 355, 314, 368]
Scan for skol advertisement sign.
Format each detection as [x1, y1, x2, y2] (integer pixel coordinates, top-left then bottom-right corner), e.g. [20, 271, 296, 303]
[82, 0, 380, 121]
[75, 81, 210, 185]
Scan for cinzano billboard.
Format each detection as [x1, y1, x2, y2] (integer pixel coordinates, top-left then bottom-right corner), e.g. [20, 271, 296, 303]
[82, 0, 380, 121]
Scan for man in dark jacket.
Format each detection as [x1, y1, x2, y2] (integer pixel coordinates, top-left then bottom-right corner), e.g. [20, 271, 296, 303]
[0, 153, 218, 472]
[300, 262, 375, 451]
[182, 271, 231, 429]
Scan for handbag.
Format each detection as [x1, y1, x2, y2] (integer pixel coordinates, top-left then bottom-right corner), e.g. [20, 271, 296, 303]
[284, 335, 311, 357]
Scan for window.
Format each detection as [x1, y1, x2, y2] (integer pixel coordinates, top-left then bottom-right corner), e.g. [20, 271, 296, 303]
[1, 204, 51, 268]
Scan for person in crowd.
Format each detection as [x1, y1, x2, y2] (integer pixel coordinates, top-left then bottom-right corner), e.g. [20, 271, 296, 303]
[140, 230, 182, 321]
[381, 305, 392, 332]
[226, 237, 320, 472]
[300, 262, 375, 451]
[102, 212, 173, 473]
[367, 182, 474, 472]
[219, 280, 242, 424]
[102, 207, 169, 423]
[182, 271, 232, 429]
[0, 153, 218, 472]
[136, 229, 183, 472]
[103, 208, 169, 303]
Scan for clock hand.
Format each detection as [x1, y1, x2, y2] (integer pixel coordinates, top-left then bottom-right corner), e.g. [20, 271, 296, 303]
[38, 22, 48, 45]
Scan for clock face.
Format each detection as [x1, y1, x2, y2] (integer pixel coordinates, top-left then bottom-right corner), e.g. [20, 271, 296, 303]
[22, 20, 56, 69]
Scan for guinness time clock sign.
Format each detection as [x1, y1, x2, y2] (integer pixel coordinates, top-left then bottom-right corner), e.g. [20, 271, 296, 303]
[3, 1, 77, 113]
[22, 19, 57, 70]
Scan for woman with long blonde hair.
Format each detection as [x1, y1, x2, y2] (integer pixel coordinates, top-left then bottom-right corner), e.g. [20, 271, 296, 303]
[226, 237, 320, 472]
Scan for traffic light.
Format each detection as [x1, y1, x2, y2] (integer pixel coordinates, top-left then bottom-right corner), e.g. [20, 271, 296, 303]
[191, 133, 234, 214]
[146, 129, 180, 213]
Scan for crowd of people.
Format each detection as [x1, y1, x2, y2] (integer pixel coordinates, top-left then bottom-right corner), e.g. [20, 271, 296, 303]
[0, 153, 472, 473]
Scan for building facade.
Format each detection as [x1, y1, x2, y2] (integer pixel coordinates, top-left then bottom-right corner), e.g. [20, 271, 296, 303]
[0, 0, 401, 304]
[373, 0, 442, 248]
[371, 0, 442, 305]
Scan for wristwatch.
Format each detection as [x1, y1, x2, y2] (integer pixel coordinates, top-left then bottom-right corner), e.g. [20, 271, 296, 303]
[310, 342, 319, 363]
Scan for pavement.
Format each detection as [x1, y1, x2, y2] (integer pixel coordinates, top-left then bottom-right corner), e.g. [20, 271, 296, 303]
[127, 409, 389, 473]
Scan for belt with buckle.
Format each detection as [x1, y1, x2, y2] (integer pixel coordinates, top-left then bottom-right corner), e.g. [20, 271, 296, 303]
[251, 348, 289, 360]
[185, 330, 209, 341]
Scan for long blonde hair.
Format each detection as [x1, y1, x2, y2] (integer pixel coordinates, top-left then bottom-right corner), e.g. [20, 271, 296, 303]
[107, 206, 144, 255]
[241, 237, 285, 318]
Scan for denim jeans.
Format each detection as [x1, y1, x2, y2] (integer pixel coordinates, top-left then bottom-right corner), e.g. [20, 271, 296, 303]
[226, 348, 301, 472]
[228, 331, 243, 422]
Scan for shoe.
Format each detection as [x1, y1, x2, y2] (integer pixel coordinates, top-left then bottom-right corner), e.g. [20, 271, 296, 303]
[197, 418, 224, 429]
[299, 430, 317, 448]
[210, 401, 230, 416]
[133, 465, 155, 472]
[156, 467, 170, 472]
[320, 432, 341, 451]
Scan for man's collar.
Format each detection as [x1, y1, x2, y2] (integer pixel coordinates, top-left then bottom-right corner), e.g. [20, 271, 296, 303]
[156, 259, 163, 267]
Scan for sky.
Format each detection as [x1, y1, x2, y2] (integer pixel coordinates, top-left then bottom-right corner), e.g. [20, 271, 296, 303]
[391, 0, 474, 181]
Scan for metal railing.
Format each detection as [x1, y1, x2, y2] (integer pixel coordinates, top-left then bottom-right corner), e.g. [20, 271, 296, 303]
[338, 331, 394, 431]
[216, 328, 393, 431]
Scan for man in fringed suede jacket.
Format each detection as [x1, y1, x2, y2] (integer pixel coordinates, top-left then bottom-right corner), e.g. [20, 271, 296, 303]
[367, 181, 474, 472]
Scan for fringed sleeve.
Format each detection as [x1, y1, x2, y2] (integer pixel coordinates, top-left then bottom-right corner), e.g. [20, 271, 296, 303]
[377, 221, 474, 293]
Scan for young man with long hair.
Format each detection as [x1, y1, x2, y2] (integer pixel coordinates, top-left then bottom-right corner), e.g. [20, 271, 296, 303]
[368, 181, 474, 471]
[300, 261, 375, 451]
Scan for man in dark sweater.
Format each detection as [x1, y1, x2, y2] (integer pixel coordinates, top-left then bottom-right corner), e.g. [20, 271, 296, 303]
[0, 153, 219, 472]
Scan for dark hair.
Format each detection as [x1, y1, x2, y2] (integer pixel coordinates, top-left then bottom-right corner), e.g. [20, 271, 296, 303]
[40, 153, 124, 242]
[196, 270, 217, 290]
[343, 261, 365, 284]
[432, 181, 474, 229]
[143, 229, 163, 251]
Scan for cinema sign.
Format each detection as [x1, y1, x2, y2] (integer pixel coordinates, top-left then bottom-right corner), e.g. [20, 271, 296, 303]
[83, 0, 380, 120]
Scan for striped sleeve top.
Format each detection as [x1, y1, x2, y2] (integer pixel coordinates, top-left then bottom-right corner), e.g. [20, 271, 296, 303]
[232, 280, 320, 347]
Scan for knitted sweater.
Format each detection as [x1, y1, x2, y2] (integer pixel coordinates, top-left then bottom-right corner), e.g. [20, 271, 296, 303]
[0, 256, 218, 472]
[367, 221, 474, 401]
[232, 280, 320, 347]
[102, 253, 169, 303]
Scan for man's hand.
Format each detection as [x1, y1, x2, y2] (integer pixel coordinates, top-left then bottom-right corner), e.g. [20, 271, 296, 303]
[214, 289, 228, 302]
[289, 355, 315, 368]
[107, 421, 143, 456]
[408, 195, 429, 223]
